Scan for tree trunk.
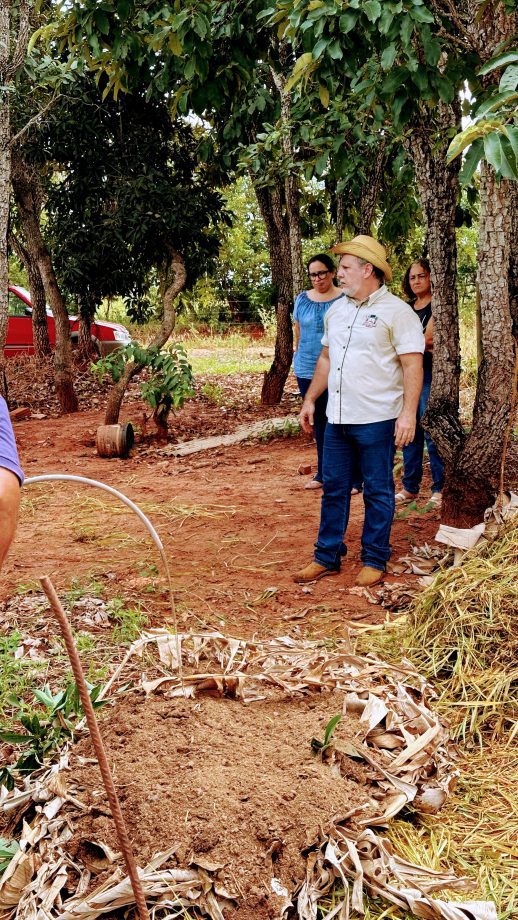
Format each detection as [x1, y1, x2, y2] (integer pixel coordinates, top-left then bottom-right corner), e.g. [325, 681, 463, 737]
[9, 229, 52, 357]
[0, 7, 11, 396]
[356, 137, 386, 235]
[104, 249, 186, 425]
[441, 165, 515, 525]
[509, 181, 518, 342]
[255, 180, 294, 405]
[335, 193, 345, 243]
[407, 103, 466, 511]
[77, 295, 98, 360]
[270, 54, 304, 298]
[11, 154, 78, 412]
[0, 0, 30, 398]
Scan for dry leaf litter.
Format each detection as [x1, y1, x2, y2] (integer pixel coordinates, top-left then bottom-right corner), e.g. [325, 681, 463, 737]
[0, 632, 497, 920]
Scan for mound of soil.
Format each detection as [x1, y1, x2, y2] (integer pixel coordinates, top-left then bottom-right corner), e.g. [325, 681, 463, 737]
[69, 690, 375, 918]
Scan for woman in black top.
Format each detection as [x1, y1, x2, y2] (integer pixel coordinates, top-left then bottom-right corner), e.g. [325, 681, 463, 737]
[395, 258, 445, 507]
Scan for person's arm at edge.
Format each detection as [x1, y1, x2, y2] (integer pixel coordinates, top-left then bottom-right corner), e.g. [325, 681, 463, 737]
[0, 468, 21, 569]
[299, 347, 330, 433]
[424, 316, 434, 351]
[394, 353, 423, 448]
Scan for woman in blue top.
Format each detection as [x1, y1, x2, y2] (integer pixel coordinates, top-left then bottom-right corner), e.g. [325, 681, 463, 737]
[294, 254, 348, 489]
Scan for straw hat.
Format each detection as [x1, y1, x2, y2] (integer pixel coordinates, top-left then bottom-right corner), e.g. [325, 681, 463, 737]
[331, 235, 392, 283]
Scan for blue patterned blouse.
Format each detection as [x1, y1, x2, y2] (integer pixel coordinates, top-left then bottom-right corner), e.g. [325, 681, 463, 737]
[293, 290, 343, 379]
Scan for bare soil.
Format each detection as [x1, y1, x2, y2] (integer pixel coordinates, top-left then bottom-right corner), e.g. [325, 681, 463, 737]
[1, 388, 442, 634]
[0, 368, 445, 917]
[69, 692, 373, 918]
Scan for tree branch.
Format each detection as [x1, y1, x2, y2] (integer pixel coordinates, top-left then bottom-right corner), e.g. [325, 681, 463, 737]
[10, 93, 62, 148]
[7, 0, 30, 79]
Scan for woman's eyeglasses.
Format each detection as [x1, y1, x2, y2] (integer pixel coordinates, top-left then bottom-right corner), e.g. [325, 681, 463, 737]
[308, 270, 330, 280]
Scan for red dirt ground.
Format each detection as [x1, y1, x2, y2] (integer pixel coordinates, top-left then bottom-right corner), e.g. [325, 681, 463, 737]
[1, 392, 441, 637]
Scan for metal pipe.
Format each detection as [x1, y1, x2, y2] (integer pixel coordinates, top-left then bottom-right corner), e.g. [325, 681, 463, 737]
[40, 575, 150, 920]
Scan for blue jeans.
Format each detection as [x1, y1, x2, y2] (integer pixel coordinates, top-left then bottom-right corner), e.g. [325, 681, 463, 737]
[297, 377, 362, 489]
[314, 420, 396, 572]
[402, 370, 444, 495]
[297, 377, 328, 482]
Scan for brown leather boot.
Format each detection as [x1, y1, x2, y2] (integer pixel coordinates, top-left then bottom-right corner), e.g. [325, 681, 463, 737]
[355, 566, 384, 587]
[293, 562, 339, 584]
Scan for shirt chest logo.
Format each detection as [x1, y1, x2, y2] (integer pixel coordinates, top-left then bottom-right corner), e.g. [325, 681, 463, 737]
[362, 314, 379, 327]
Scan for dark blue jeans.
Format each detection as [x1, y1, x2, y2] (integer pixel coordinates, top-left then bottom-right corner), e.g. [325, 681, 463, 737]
[297, 377, 328, 482]
[314, 419, 396, 572]
[297, 377, 362, 488]
[402, 369, 444, 495]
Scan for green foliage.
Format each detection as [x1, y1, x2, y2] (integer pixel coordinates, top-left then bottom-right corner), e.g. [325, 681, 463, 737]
[107, 598, 147, 643]
[0, 839, 19, 876]
[0, 683, 107, 789]
[311, 713, 342, 754]
[93, 342, 194, 419]
[447, 48, 518, 182]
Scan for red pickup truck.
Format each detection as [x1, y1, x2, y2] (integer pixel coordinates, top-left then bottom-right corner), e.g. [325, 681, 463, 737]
[5, 285, 132, 357]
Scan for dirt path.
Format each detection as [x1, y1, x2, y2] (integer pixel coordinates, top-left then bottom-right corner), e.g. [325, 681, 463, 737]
[1, 409, 441, 638]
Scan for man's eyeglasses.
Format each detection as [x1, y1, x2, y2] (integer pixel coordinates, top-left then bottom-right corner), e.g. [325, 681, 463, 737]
[308, 270, 330, 280]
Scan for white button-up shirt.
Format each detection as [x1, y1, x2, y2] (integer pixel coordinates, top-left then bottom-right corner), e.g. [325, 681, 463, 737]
[321, 286, 424, 425]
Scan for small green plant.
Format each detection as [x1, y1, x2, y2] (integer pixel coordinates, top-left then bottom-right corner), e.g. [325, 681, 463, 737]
[201, 382, 226, 405]
[0, 839, 19, 875]
[0, 682, 107, 789]
[93, 342, 194, 438]
[257, 418, 301, 443]
[65, 577, 104, 605]
[108, 598, 147, 643]
[311, 714, 342, 755]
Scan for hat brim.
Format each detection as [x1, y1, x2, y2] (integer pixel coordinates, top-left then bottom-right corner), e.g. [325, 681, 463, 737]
[331, 241, 392, 283]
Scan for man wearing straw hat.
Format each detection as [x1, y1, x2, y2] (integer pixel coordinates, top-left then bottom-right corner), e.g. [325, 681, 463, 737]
[294, 235, 424, 588]
[0, 395, 23, 570]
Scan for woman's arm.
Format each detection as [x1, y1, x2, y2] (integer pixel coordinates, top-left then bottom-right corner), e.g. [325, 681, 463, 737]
[424, 316, 434, 351]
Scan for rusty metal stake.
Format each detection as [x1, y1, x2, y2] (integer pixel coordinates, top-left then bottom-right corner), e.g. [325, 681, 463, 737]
[40, 575, 151, 920]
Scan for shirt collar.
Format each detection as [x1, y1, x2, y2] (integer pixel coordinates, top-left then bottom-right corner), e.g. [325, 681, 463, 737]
[347, 284, 387, 309]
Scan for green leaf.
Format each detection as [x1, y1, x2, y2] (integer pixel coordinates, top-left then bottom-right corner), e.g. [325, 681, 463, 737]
[484, 131, 516, 178]
[339, 11, 357, 33]
[323, 713, 342, 748]
[504, 125, 518, 165]
[410, 4, 434, 23]
[381, 43, 397, 70]
[400, 15, 414, 47]
[363, 0, 381, 23]
[327, 39, 343, 61]
[94, 10, 110, 35]
[475, 90, 518, 121]
[499, 64, 518, 93]
[318, 83, 330, 108]
[0, 731, 30, 744]
[479, 50, 518, 76]
[459, 137, 483, 186]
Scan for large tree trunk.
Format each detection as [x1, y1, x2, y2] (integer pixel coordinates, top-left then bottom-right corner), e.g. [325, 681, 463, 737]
[441, 165, 515, 525]
[9, 229, 52, 357]
[104, 249, 186, 425]
[0, 0, 30, 398]
[270, 52, 304, 297]
[406, 103, 468, 522]
[11, 154, 78, 412]
[509, 182, 518, 342]
[255, 180, 294, 405]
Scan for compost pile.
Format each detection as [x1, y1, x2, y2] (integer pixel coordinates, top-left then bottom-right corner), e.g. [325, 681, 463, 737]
[0, 633, 496, 920]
